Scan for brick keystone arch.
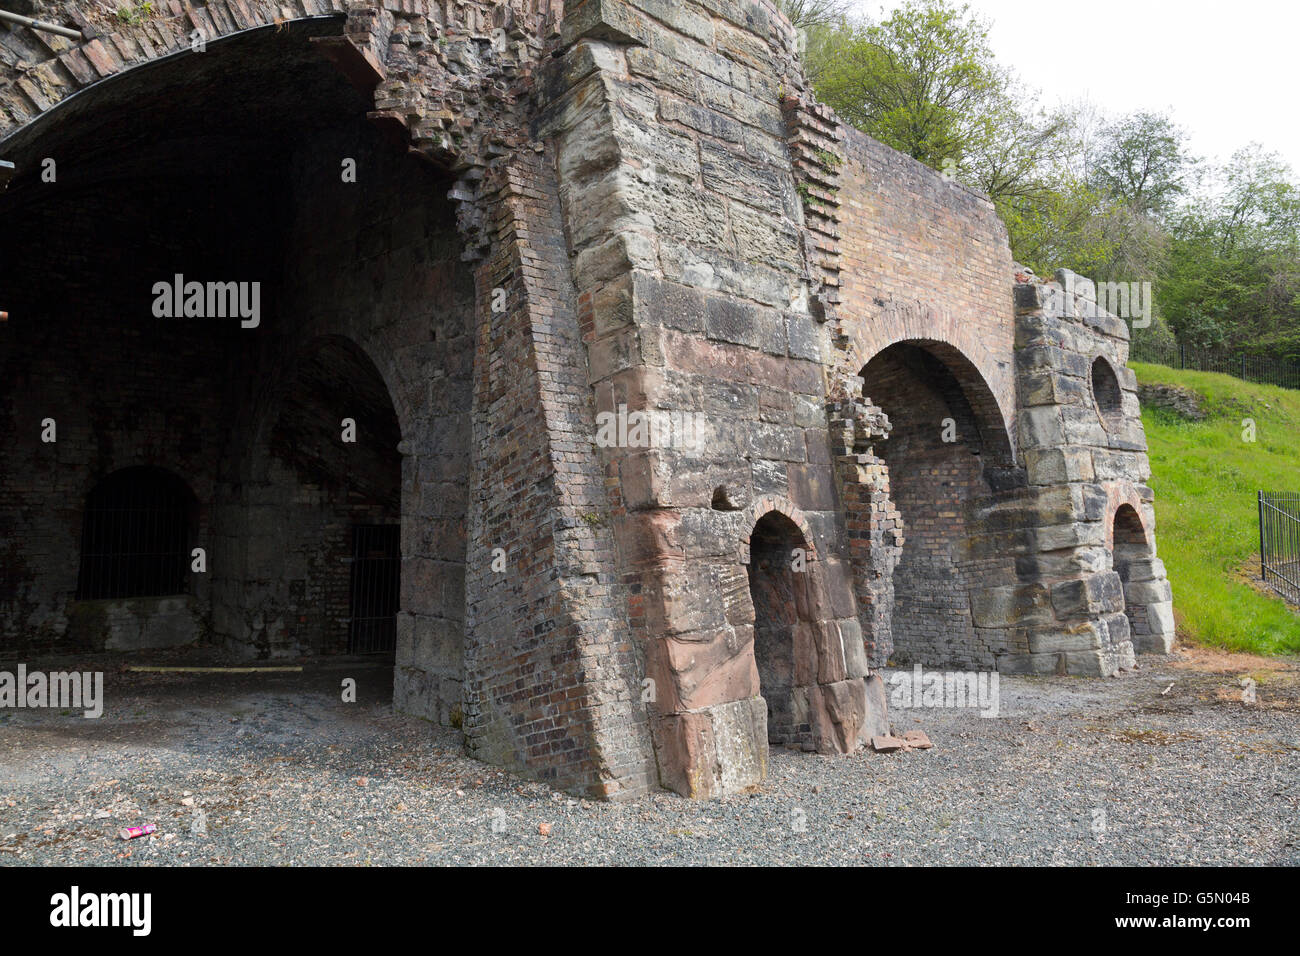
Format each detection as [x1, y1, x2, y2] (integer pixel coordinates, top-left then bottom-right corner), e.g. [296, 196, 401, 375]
[1103, 482, 1152, 551]
[738, 496, 817, 566]
[842, 305, 1018, 465]
[0, 3, 352, 146]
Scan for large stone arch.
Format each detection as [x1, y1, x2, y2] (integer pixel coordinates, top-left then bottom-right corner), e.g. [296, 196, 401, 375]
[0, 6, 475, 681]
[743, 506, 871, 753]
[841, 308, 1018, 461]
[848, 337, 1025, 669]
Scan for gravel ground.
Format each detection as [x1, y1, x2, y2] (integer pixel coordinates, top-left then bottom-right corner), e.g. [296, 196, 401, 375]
[1, 646, 1297, 866]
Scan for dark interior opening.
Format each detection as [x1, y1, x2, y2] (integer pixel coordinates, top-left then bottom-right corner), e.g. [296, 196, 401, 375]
[348, 524, 400, 654]
[76, 466, 197, 600]
[748, 510, 811, 747]
[859, 341, 1018, 667]
[0, 19, 461, 666]
[1111, 504, 1151, 643]
[1092, 356, 1123, 422]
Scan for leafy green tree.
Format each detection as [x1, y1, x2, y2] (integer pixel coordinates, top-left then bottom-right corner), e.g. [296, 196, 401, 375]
[1091, 111, 1193, 218]
[1159, 148, 1300, 357]
[810, 1, 1010, 175]
[776, 0, 853, 31]
[799, 3, 1300, 361]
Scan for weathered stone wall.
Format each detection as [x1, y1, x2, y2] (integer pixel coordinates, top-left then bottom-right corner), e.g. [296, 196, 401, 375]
[537, 0, 885, 797]
[1011, 270, 1175, 669]
[457, 145, 657, 799]
[1, 0, 1176, 799]
[1, 0, 659, 800]
[1137, 383, 1205, 421]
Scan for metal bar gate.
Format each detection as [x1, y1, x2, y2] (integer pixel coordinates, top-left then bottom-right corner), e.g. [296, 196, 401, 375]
[1259, 491, 1300, 606]
[347, 524, 400, 654]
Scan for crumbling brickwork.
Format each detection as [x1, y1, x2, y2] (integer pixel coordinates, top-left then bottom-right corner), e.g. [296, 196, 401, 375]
[1, 0, 1171, 799]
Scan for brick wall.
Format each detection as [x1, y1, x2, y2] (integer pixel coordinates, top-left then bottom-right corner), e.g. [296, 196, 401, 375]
[834, 130, 1017, 420]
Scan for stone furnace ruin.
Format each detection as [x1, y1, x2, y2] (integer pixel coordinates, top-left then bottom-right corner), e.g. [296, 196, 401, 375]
[0, 0, 1175, 798]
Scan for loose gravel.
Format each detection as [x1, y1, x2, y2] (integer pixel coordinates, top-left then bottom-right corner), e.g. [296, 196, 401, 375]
[1, 647, 1297, 865]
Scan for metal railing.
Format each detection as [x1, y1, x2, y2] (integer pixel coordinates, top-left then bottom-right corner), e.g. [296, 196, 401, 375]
[1130, 339, 1300, 391]
[1258, 492, 1300, 606]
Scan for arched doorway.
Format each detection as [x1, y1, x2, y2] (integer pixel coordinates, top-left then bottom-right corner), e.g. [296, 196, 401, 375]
[1110, 504, 1152, 648]
[748, 510, 815, 748]
[0, 18, 473, 716]
[240, 335, 405, 658]
[858, 340, 1019, 667]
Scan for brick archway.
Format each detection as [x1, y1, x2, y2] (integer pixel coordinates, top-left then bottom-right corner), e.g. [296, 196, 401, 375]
[0, 11, 477, 691]
[0, 5, 348, 146]
[841, 314, 1017, 464]
[1103, 482, 1150, 551]
[853, 338, 1022, 669]
[738, 496, 817, 566]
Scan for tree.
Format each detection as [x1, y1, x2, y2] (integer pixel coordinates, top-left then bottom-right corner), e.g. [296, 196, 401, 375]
[799, 3, 1300, 360]
[811, 1, 1011, 174]
[776, 0, 854, 31]
[1091, 111, 1193, 218]
[1159, 147, 1300, 358]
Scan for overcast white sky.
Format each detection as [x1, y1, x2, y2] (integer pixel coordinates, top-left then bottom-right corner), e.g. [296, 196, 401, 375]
[853, 0, 1300, 173]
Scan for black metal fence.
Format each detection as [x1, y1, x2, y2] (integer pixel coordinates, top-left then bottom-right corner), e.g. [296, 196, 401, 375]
[1130, 339, 1300, 390]
[1258, 492, 1300, 606]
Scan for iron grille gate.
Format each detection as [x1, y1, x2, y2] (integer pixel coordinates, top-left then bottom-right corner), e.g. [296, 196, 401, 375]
[1258, 492, 1300, 606]
[77, 468, 193, 600]
[347, 524, 400, 654]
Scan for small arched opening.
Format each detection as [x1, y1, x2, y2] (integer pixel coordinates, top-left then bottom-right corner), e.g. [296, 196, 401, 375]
[1111, 504, 1153, 644]
[747, 510, 815, 748]
[77, 467, 198, 601]
[68, 466, 204, 651]
[1091, 356, 1123, 426]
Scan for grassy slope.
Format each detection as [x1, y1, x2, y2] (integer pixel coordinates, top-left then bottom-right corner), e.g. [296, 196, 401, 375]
[1130, 362, 1300, 655]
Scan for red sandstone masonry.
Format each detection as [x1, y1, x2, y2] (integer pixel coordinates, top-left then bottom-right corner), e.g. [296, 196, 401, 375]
[0, 0, 1172, 796]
